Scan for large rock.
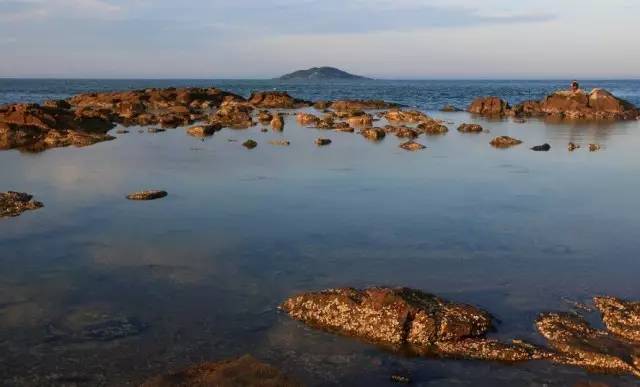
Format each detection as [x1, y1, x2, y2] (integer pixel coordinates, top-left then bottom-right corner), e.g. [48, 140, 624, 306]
[296, 113, 321, 127]
[347, 113, 373, 127]
[0, 192, 44, 218]
[0, 103, 114, 151]
[360, 127, 386, 141]
[211, 102, 254, 128]
[248, 91, 310, 109]
[468, 97, 511, 116]
[384, 109, 431, 123]
[281, 287, 544, 361]
[490, 136, 522, 148]
[538, 89, 639, 120]
[330, 100, 398, 111]
[142, 355, 301, 387]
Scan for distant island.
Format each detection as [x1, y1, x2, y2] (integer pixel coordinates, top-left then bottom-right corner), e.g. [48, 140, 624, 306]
[278, 67, 372, 81]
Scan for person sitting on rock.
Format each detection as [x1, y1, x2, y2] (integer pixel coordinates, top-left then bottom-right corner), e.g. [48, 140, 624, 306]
[570, 80, 580, 93]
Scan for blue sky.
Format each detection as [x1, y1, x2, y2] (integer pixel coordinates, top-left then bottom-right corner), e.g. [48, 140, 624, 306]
[1, 0, 639, 78]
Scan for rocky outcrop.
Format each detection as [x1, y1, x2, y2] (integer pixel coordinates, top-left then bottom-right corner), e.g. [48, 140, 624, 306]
[210, 102, 254, 128]
[142, 355, 301, 387]
[490, 136, 522, 148]
[384, 126, 419, 139]
[187, 124, 221, 137]
[281, 287, 545, 362]
[360, 127, 386, 141]
[457, 123, 484, 133]
[347, 113, 373, 127]
[330, 100, 398, 111]
[248, 91, 310, 109]
[0, 192, 44, 218]
[296, 113, 321, 127]
[271, 114, 284, 131]
[126, 190, 168, 201]
[468, 97, 511, 116]
[399, 141, 426, 151]
[0, 103, 115, 151]
[594, 296, 640, 343]
[417, 121, 449, 135]
[384, 110, 430, 123]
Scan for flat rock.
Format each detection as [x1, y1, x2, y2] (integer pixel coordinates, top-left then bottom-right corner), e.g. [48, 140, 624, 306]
[385, 110, 431, 123]
[417, 121, 449, 135]
[243, 139, 258, 149]
[330, 100, 398, 111]
[347, 114, 373, 127]
[457, 123, 484, 133]
[399, 141, 426, 151]
[126, 190, 168, 201]
[0, 191, 44, 218]
[296, 113, 321, 127]
[248, 91, 310, 109]
[142, 355, 301, 387]
[187, 124, 221, 137]
[490, 136, 523, 148]
[360, 127, 386, 141]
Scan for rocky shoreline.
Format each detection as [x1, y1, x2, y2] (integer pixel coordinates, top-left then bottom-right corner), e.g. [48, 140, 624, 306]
[1, 86, 637, 152]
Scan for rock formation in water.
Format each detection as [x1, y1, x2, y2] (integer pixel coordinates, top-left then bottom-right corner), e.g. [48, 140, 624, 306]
[329, 100, 398, 111]
[469, 89, 639, 120]
[0, 192, 44, 218]
[126, 190, 168, 201]
[248, 91, 311, 109]
[142, 354, 301, 387]
[279, 66, 371, 81]
[360, 127, 386, 141]
[399, 141, 426, 151]
[457, 123, 484, 133]
[490, 136, 523, 148]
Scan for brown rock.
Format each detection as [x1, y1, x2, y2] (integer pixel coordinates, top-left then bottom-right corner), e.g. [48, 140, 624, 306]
[568, 142, 581, 151]
[418, 121, 449, 135]
[242, 139, 258, 149]
[457, 123, 484, 133]
[589, 144, 601, 152]
[330, 100, 399, 111]
[440, 104, 462, 112]
[385, 126, 419, 139]
[268, 140, 290, 146]
[270, 114, 285, 131]
[211, 102, 254, 128]
[257, 110, 274, 123]
[315, 138, 332, 146]
[347, 114, 373, 127]
[539, 89, 639, 120]
[334, 122, 353, 132]
[142, 354, 301, 387]
[187, 124, 221, 137]
[468, 97, 511, 116]
[126, 190, 168, 201]
[0, 192, 44, 218]
[248, 91, 310, 109]
[490, 136, 522, 148]
[594, 296, 640, 343]
[360, 127, 386, 141]
[385, 110, 431, 123]
[296, 113, 321, 127]
[399, 141, 426, 151]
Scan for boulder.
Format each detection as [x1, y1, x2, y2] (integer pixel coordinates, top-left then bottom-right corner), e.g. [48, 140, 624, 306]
[296, 113, 321, 127]
[417, 121, 449, 135]
[187, 124, 221, 137]
[589, 144, 602, 152]
[490, 136, 522, 148]
[248, 91, 310, 109]
[539, 89, 639, 120]
[531, 143, 551, 152]
[457, 123, 484, 133]
[126, 190, 168, 201]
[347, 114, 373, 127]
[257, 110, 274, 123]
[399, 141, 426, 151]
[384, 126, 419, 139]
[0, 192, 44, 218]
[468, 97, 510, 116]
[360, 127, 386, 141]
[270, 114, 284, 131]
[142, 355, 301, 387]
[211, 102, 254, 128]
[385, 110, 431, 123]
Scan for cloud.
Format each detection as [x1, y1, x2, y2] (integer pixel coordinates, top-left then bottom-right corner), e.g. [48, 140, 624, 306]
[0, 0, 121, 22]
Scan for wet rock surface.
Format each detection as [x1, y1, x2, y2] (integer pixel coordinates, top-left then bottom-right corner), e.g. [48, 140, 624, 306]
[187, 124, 221, 137]
[457, 123, 484, 133]
[248, 91, 310, 109]
[270, 114, 285, 130]
[531, 143, 551, 151]
[594, 297, 640, 343]
[0, 191, 44, 218]
[468, 97, 511, 116]
[385, 126, 419, 139]
[417, 121, 449, 135]
[315, 138, 332, 146]
[210, 102, 254, 128]
[142, 354, 302, 387]
[243, 139, 258, 149]
[399, 141, 426, 151]
[330, 100, 399, 111]
[126, 190, 168, 201]
[490, 136, 523, 148]
[296, 113, 321, 127]
[360, 127, 386, 141]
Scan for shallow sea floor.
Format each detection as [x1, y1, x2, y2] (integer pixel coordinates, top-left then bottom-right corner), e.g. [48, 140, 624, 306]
[1, 111, 640, 386]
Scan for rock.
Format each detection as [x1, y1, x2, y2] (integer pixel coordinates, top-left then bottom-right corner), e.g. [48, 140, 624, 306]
[385, 110, 430, 123]
[0, 103, 115, 151]
[531, 143, 551, 152]
[440, 104, 462, 112]
[126, 190, 168, 201]
[296, 113, 321, 127]
[0, 192, 44, 218]
[187, 124, 221, 137]
[468, 97, 511, 116]
[390, 375, 411, 384]
[330, 100, 399, 111]
[270, 114, 284, 131]
[257, 110, 274, 123]
[260, 128, 268, 133]
[457, 123, 484, 133]
[594, 296, 640, 342]
[115, 129, 129, 134]
[347, 114, 374, 127]
[511, 100, 543, 117]
[399, 141, 426, 151]
[360, 127, 386, 141]
[417, 121, 449, 135]
[243, 139, 258, 149]
[537, 312, 640, 378]
[268, 140, 290, 146]
[147, 127, 166, 133]
[385, 126, 419, 139]
[539, 89, 639, 120]
[281, 287, 544, 362]
[211, 102, 254, 128]
[313, 100, 332, 110]
[568, 142, 581, 151]
[490, 136, 522, 148]
[334, 122, 353, 132]
[589, 144, 601, 152]
[315, 138, 332, 146]
[248, 91, 310, 109]
[141, 355, 301, 387]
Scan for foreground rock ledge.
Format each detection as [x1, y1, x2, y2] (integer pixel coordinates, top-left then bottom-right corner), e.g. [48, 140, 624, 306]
[142, 354, 301, 387]
[0, 191, 44, 218]
[280, 287, 545, 362]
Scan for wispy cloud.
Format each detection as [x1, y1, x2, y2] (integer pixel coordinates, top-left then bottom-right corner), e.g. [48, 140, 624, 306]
[0, 0, 122, 22]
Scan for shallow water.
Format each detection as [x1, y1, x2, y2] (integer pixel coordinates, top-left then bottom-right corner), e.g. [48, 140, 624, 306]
[2, 82, 640, 385]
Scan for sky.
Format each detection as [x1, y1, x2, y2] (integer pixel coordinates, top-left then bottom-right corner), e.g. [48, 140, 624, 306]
[1, 0, 639, 79]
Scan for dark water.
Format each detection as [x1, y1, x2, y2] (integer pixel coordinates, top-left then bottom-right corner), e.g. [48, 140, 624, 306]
[1, 80, 640, 386]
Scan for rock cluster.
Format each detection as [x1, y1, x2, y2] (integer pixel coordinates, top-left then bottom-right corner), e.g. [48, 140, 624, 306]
[490, 136, 523, 148]
[248, 91, 310, 109]
[0, 191, 44, 218]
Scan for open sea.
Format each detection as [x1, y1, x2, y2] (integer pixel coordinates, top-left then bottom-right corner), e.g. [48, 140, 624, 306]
[1, 79, 640, 386]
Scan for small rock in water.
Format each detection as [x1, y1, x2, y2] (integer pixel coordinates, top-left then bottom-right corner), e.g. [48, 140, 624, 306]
[490, 136, 523, 148]
[147, 127, 166, 133]
[126, 190, 168, 201]
[1, 191, 44, 218]
[390, 374, 411, 384]
[531, 143, 551, 151]
[268, 140, 290, 146]
[315, 138, 332, 146]
[260, 128, 268, 133]
[187, 124, 220, 137]
[589, 144, 601, 152]
[360, 127, 386, 141]
[116, 129, 129, 134]
[270, 114, 284, 131]
[457, 123, 484, 133]
[399, 141, 426, 151]
[568, 142, 581, 151]
[243, 139, 258, 149]
[440, 104, 462, 112]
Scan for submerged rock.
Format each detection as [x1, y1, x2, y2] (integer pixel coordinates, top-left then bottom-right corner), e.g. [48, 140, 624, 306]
[126, 190, 168, 201]
[440, 104, 463, 112]
[46, 311, 148, 343]
[490, 136, 523, 148]
[360, 127, 386, 141]
[281, 287, 544, 362]
[568, 142, 581, 151]
[0, 192, 44, 218]
[589, 144, 602, 152]
[147, 127, 166, 133]
[399, 141, 426, 151]
[243, 139, 258, 149]
[248, 91, 310, 109]
[142, 354, 301, 387]
[268, 140, 290, 146]
[531, 143, 551, 151]
[457, 123, 484, 133]
[187, 124, 221, 137]
[315, 138, 332, 146]
[468, 97, 511, 116]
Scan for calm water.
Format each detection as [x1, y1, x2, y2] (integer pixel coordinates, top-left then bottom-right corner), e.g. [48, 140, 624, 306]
[1, 80, 640, 386]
